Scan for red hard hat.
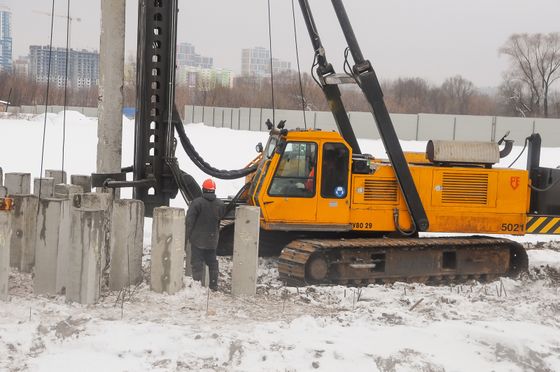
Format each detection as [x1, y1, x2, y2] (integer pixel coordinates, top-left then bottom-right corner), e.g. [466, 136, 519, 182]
[202, 178, 216, 191]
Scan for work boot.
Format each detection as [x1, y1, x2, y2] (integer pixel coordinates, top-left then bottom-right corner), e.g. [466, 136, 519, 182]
[191, 263, 204, 282]
[208, 262, 219, 291]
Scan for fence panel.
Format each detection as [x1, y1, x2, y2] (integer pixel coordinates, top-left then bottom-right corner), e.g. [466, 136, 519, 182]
[417, 114, 455, 141]
[391, 113, 417, 141]
[184, 105, 194, 124]
[251, 108, 270, 131]
[495, 117, 534, 146]
[314, 111, 337, 132]
[276, 109, 310, 131]
[347, 112, 377, 140]
[238, 108, 251, 131]
[455, 115, 494, 142]
[192, 106, 204, 124]
[534, 118, 560, 147]
[211, 107, 228, 128]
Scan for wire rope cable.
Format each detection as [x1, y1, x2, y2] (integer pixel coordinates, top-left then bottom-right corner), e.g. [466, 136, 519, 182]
[291, 0, 307, 129]
[39, 0, 57, 201]
[62, 0, 71, 174]
[267, 0, 276, 125]
[161, 0, 192, 205]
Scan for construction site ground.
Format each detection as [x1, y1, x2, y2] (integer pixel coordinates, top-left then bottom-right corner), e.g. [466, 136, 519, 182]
[1, 240, 559, 372]
[1, 113, 560, 371]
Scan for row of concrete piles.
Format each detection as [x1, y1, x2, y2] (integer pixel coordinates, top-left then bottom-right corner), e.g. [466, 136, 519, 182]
[0, 169, 145, 304]
[1, 167, 261, 303]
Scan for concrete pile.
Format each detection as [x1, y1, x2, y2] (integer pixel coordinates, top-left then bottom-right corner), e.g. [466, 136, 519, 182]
[0, 168, 262, 304]
[1, 171, 145, 304]
[0, 169, 10, 299]
[0, 210, 9, 301]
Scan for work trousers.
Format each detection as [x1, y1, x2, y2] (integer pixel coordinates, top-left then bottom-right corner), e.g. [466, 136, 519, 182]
[190, 245, 219, 290]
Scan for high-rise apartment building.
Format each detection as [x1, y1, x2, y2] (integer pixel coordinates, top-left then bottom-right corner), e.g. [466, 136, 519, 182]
[241, 47, 269, 77]
[176, 65, 232, 90]
[13, 56, 28, 76]
[28, 46, 99, 88]
[0, 5, 12, 72]
[177, 42, 213, 69]
[175, 42, 230, 90]
[241, 47, 292, 78]
[272, 59, 292, 76]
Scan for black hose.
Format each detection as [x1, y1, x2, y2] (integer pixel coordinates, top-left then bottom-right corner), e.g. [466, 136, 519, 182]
[529, 177, 560, 193]
[166, 158, 193, 203]
[508, 137, 528, 168]
[172, 107, 258, 180]
[393, 208, 417, 236]
[224, 182, 252, 217]
[310, 54, 321, 87]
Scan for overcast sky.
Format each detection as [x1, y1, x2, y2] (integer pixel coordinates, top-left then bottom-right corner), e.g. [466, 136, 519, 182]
[3, 0, 560, 87]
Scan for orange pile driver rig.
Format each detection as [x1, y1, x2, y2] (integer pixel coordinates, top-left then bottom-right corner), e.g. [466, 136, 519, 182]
[92, 0, 560, 286]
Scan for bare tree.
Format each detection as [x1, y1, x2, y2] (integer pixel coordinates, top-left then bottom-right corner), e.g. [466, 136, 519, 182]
[441, 75, 474, 114]
[550, 91, 560, 117]
[499, 33, 560, 117]
[386, 77, 432, 114]
[499, 76, 531, 117]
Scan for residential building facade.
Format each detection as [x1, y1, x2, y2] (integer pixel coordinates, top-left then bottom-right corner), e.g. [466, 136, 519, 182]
[28, 46, 99, 88]
[13, 56, 28, 76]
[177, 42, 213, 69]
[0, 5, 12, 72]
[241, 47, 292, 78]
[176, 65, 232, 90]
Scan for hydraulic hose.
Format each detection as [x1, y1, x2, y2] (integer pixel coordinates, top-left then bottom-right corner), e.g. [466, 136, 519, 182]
[172, 107, 258, 180]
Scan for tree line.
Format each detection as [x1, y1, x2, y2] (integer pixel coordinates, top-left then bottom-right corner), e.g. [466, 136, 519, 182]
[1, 32, 559, 118]
[0, 72, 98, 110]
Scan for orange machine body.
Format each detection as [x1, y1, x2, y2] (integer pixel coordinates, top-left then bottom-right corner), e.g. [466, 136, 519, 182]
[249, 130, 530, 236]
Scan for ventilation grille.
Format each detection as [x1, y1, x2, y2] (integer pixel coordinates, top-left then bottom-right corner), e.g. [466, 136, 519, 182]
[364, 179, 398, 202]
[442, 172, 489, 205]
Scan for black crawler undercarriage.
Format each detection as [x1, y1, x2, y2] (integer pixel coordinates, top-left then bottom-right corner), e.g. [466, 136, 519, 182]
[217, 223, 529, 287]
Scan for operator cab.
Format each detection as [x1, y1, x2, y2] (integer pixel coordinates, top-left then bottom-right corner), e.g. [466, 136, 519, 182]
[248, 129, 352, 229]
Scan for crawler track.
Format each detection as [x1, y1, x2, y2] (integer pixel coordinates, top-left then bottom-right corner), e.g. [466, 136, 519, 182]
[278, 236, 528, 286]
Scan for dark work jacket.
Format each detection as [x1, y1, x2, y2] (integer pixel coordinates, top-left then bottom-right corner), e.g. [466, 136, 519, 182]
[185, 192, 225, 250]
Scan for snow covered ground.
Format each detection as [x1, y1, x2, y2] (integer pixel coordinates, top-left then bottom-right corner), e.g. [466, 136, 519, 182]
[1, 112, 560, 371]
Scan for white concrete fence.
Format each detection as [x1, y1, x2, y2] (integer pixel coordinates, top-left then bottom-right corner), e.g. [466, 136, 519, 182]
[9, 105, 99, 118]
[7, 104, 560, 147]
[184, 105, 560, 148]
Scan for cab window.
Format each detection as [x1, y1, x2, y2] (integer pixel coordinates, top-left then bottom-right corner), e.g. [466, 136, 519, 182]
[265, 136, 278, 158]
[269, 142, 317, 197]
[321, 143, 349, 198]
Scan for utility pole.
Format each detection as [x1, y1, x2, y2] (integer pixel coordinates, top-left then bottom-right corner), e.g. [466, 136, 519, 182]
[97, 0, 125, 190]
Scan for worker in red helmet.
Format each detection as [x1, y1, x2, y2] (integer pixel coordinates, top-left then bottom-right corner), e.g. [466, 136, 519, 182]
[185, 178, 225, 290]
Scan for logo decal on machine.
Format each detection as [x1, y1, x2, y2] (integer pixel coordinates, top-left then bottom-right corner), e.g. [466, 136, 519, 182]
[335, 186, 346, 198]
[510, 176, 520, 190]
